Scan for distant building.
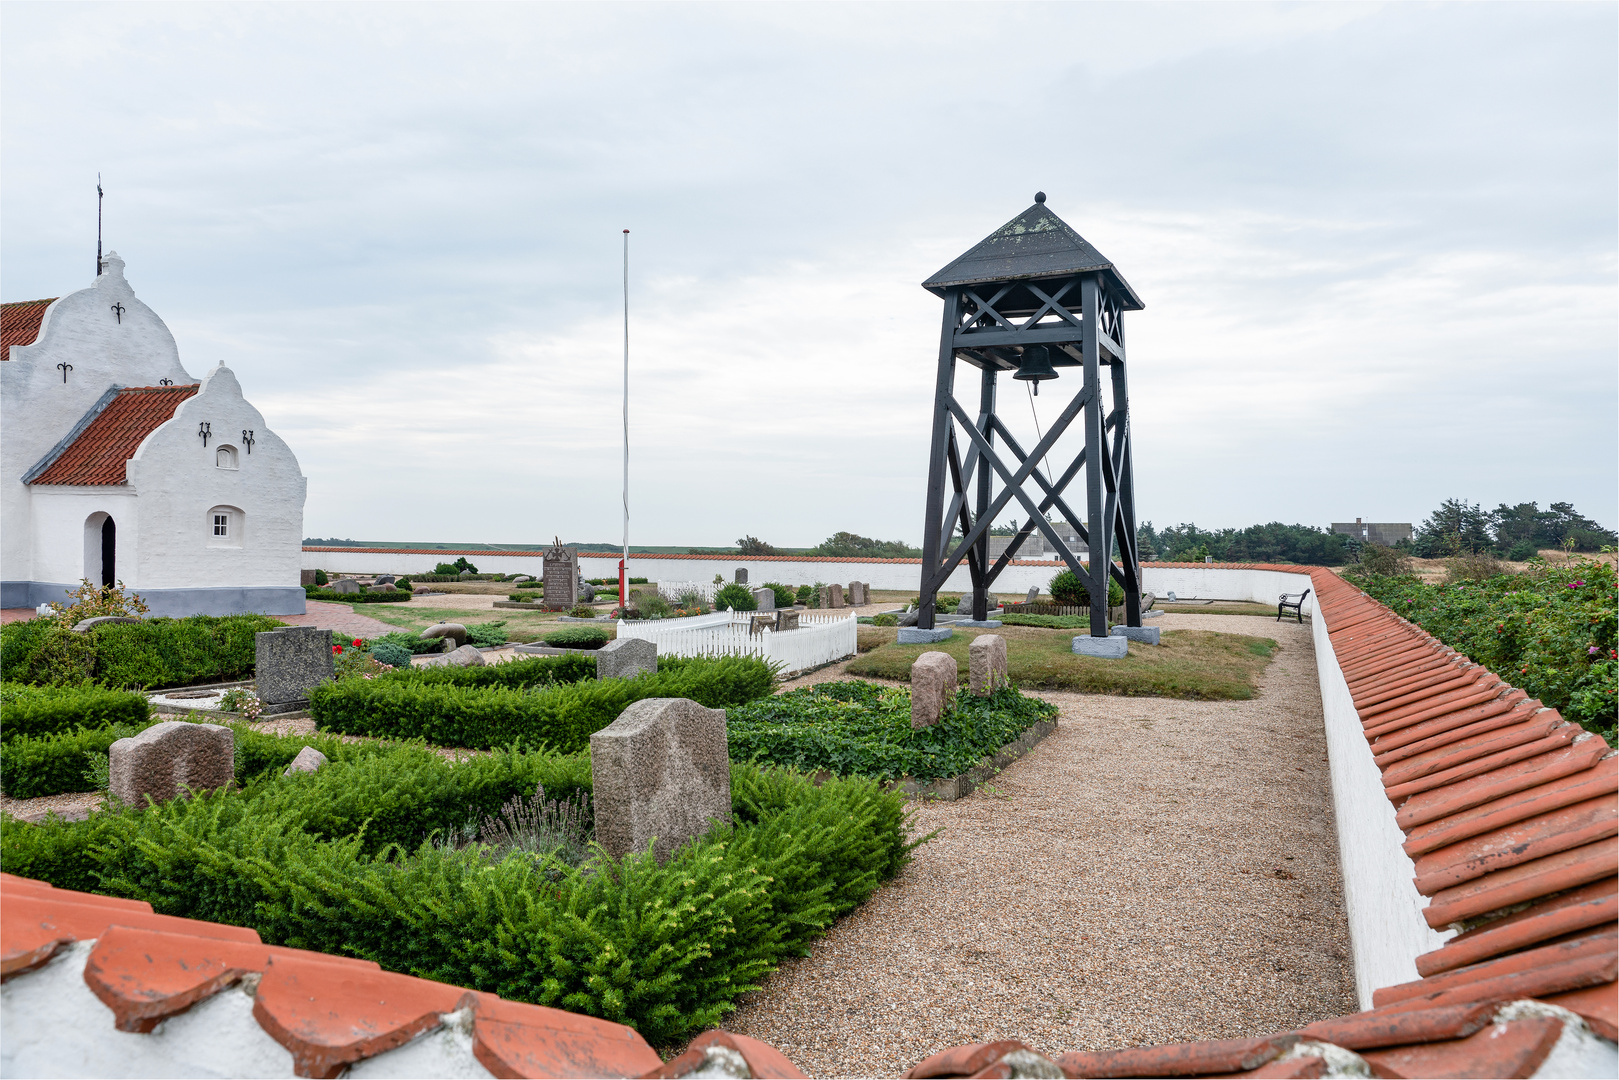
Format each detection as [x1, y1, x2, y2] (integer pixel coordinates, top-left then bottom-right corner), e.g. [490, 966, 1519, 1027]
[1331, 518, 1413, 547]
[1, 253, 307, 616]
[986, 521, 1087, 560]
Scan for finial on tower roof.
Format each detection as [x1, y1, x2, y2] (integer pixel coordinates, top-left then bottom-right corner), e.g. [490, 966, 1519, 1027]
[1034, 191, 1046, 204]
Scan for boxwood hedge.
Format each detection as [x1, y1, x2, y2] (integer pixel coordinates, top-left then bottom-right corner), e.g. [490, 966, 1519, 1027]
[0, 738, 918, 1044]
[1, 615, 280, 689]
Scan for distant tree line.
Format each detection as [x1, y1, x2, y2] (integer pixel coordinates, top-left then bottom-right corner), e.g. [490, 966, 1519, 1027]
[1408, 499, 1615, 560]
[732, 532, 922, 559]
[1135, 521, 1356, 565]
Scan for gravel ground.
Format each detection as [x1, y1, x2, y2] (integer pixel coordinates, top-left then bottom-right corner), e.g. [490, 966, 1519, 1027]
[724, 613, 1356, 1077]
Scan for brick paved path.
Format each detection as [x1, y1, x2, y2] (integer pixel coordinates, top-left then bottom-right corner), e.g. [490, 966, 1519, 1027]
[275, 600, 401, 639]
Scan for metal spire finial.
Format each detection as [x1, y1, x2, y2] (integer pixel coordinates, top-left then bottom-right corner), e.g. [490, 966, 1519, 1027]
[96, 174, 103, 276]
[1034, 191, 1046, 204]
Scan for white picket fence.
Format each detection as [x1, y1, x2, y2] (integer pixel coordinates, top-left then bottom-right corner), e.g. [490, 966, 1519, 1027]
[614, 609, 858, 675]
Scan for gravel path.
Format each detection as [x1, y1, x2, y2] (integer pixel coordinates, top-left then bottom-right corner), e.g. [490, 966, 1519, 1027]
[724, 614, 1356, 1076]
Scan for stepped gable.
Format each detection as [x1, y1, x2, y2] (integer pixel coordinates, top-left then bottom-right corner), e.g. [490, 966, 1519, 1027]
[1, 298, 55, 353]
[27, 383, 199, 486]
[3, 562, 1612, 1078]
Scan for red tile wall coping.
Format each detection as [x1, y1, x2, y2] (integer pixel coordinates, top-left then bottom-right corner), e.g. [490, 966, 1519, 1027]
[5, 563, 1614, 1078]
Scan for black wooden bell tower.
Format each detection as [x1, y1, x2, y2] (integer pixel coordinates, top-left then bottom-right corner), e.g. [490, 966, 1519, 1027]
[915, 193, 1144, 639]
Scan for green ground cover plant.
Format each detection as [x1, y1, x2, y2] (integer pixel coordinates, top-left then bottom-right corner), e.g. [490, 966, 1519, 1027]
[1346, 558, 1616, 743]
[310, 655, 776, 751]
[542, 626, 611, 650]
[0, 683, 152, 740]
[0, 740, 916, 1044]
[303, 588, 414, 603]
[728, 681, 1056, 782]
[847, 626, 1277, 699]
[1, 615, 280, 689]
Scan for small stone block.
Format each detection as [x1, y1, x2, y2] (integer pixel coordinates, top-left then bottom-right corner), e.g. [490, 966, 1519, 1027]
[283, 746, 329, 776]
[109, 721, 234, 806]
[254, 627, 334, 705]
[597, 637, 658, 680]
[968, 635, 1009, 696]
[590, 697, 731, 863]
[1073, 634, 1129, 659]
[420, 622, 468, 646]
[418, 643, 487, 668]
[897, 626, 954, 644]
[910, 651, 958, 729]
[752, 588, 776, 611]
[1111, 625, 1161, 645]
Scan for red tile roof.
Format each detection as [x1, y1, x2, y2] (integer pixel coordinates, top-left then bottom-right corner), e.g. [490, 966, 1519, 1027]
[29, 384, 198, 486]
[1, 298, 55, 352]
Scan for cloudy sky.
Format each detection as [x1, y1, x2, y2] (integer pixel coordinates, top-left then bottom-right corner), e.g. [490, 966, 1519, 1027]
[4, 2, 1614, 548]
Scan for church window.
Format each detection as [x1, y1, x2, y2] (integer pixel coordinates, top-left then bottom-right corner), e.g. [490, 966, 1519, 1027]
[216, 445, 239, 469]
[207, 505, 244, 548]
[214, 513, 230, 537]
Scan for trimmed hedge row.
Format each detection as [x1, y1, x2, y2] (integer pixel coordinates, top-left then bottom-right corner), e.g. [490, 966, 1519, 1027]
[1, 615, 280, 689]
[0, 742, 914, 1043]
[1, 683, 152, 741]
[310, 655, 776, 752]
[303, 589, 414, 603]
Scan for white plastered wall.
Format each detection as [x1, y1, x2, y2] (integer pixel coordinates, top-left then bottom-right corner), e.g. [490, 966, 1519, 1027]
[1, 254, 192, 588]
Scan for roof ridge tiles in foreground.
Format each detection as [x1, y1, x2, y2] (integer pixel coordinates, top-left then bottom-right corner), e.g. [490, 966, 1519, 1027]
[1394, 739, 1613, 829]
[1356, 677, 1509, 735]
[1384, 727, 1585, 804]
[1354, 668, 1494, 720]
[1373, 927, 1617, 1007]
[1416, 881, 1618, 977]
[1409, 793, 1618, 894]
[1295, 1001, 1496, 1050]
[1054, 1033, 1299, 1077]
[1343, 653, 1461, 693]
[1361, 686, 1529, 743]
[1349, 656, 1476, 702]
[1421, 838, 1619, 928]
[1359, 1014, 1565, 1079]
[1402, 756, 1619, 857]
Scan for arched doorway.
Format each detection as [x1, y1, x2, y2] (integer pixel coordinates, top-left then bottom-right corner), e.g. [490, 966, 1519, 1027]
[84, 512, 116, 588]
[101, 517, 116, 587]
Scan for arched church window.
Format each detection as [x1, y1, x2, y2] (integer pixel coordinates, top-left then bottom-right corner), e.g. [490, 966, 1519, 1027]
[207, 506, 244, 548]
[216, 445, 239, 470]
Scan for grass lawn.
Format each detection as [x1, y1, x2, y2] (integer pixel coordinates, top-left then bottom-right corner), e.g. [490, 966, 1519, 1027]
[358, 605, 602, 643]
[847, 625, 1278, 699]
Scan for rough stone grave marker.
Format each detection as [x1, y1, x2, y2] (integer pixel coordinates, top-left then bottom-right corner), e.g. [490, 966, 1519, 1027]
[969, 634, 1008, 695]
[910, 652, 957, 729]
[330, 578, 360, 594]
[752, 588, 776, 611]
[777, 611, 800, 631]
[734, 568, 748, 584]
[255, 627, 334, 709]
[825, 583, 844, 608]
[300, 569, 317, 586]
[597, 637, 657, 680]
[590, 697, 731, 863]
[1026, 586, 1039, 604]
[543, 537, 579, 609]
[109, 721, 234, 806]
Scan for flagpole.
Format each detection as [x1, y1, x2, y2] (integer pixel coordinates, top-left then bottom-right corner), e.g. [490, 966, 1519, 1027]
[619, 229, 630, 612]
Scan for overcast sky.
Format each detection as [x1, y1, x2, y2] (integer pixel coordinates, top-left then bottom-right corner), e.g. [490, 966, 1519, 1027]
[4, 2, 1614, 548]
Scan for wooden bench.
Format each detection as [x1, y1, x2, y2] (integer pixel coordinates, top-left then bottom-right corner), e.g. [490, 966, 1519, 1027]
[1277, 588, 1312, 623]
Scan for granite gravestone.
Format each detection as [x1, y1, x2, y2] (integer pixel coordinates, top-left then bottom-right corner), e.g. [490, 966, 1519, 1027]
[597, 637, 658, 680]
[734, 568, 748, 584]
[109, 721, 234, 806]
[300, 569, 318, 587]
[776, 611, 800, 631]
[255, 627, 334, 708]
[910, 652, 957, 729]
[330, 578, 361, 595]
[1026, 587, 1039, 604]
[590, 697, 731, 863]
[543, 537, 579, 609]
[969, 635, 1009, 695]
[752, 588, 776, 611]
[825, 584, 844, 608]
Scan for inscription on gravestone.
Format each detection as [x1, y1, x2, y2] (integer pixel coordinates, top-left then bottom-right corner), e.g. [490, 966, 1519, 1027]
[543, 537, 579, 609]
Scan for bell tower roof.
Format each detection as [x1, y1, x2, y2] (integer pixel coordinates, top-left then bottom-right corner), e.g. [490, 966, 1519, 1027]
[923, 194, 1143, 311]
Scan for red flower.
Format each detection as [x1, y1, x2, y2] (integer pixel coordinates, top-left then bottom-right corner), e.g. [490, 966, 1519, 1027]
[352, 638, 363, 647]
[332, 645, 341, 654]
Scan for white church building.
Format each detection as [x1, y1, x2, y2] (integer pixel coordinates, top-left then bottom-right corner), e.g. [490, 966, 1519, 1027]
[1, 253, 307, 617]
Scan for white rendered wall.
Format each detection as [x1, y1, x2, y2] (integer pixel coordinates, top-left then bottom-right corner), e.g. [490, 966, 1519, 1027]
[1310, 587, 1452, 1008]
[125, 364, 306, 595]
[1, 254, 193, 587]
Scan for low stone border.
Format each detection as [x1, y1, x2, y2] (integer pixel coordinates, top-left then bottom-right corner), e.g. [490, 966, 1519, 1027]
[893, 718, 1058, 801]
[513, 644, 604, 657]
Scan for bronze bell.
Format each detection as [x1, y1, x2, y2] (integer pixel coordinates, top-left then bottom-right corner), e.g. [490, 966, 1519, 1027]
[1012, 345, 1058, 394]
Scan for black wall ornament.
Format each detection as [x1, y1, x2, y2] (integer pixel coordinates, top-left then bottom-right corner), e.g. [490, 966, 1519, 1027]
[56, 362, 73, 383]
[159, 378, 174, 386]
[241, 429, 255, 454]
[913, 193, 1144, 637]
[110, 302, 125, 324]
[198, 422, 211, 447]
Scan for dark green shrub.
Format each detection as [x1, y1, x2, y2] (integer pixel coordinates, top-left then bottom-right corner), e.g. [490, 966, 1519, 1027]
[796, 584, 814, 605]
[1, 683, 151, 741]
[384, 653, 599, 689]
[714, 583, 757, 611]
[1, 722, 143, 798]
[370, 642, 413, 669]
[1049, 570, 1125, 608]
[303, 590, 413, 604]
[542, 626, 610, 650]
[508, 592, 542, 602]
[728, 681, 1056, 782]
[1, 749, 914, 1044]
[395, 577, 413, 591]
[465, 622, 509, 648]
[761, 582, 797, 609]
[1507, 540, 1539, 562]
[374, 631, 445, 657]
[873, 613, 899, 627]
[314, 569, 329, 586]
[310, 655, 775, 751]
